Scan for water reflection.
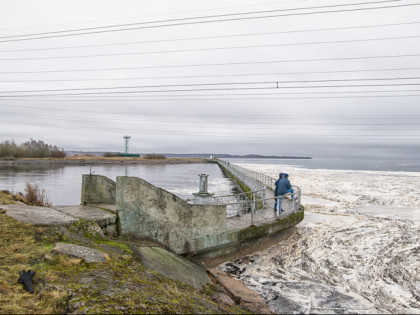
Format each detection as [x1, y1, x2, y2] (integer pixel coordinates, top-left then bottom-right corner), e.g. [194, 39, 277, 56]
[0, 163, 235, 206]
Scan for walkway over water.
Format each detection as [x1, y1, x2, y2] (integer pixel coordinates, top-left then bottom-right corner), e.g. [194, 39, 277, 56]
[211, 159, 302, 230]
[2, 161, 304, 264]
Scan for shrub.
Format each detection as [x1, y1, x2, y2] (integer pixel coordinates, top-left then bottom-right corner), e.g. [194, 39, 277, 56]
[24, 183, 52, 207]
[0, 139, 66, 158]
[143, 154, 167, 160]
[103, 152, 119, 157]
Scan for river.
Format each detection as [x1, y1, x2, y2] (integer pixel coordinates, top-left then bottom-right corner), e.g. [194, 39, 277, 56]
[218, 161, 420, 314]
[1, 158, 419, 313]
[0, 163, 235, 205]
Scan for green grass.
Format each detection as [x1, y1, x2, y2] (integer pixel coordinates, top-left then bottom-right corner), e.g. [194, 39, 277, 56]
[0, 206, 253, 314]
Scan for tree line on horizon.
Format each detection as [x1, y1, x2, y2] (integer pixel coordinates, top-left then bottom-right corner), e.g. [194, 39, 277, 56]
[0, 139, 66, 158]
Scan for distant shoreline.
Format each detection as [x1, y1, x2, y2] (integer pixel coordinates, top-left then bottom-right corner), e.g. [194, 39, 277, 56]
[0, 155, 313, 167]
[0, 157, 206, 166]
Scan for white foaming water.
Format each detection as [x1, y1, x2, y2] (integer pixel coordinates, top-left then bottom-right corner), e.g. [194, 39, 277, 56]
[218, 163, 420, 314]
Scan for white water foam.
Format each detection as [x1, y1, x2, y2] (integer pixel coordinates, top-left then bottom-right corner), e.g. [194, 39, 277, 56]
[218, 163, 420, 314]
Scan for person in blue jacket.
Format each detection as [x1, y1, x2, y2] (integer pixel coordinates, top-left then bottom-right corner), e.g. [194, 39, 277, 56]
[274, 173, 284, 212]
[276, 173, 294, 213]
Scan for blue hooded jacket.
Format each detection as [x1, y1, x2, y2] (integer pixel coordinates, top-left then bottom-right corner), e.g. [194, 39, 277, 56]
[277, 174, 292, 195]
[274, 173, 284, 196]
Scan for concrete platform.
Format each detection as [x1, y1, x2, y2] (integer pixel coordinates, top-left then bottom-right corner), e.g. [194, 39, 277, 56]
[226, 188, 296, 230]
[54, 205, 116, 226]
[0, 204, 77, 225]
[0, 204, 117, 227]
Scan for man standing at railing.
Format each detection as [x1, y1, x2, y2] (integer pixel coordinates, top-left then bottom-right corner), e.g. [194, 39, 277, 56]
[274, 173, 284, 212]
[276, 173, 294, 213]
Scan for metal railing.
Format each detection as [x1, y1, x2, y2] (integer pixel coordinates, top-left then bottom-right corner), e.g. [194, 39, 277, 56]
[216, 159, 302, 228]
[211, 189, 266, 205]
[218, 159, 267, 197]
[218, 159, 301, 205]
[222, 194, 299, 229]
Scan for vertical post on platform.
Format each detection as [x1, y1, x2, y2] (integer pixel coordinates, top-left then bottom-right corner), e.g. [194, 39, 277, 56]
[292, 192, 295, 213]
[251, 192, 256, 225]
[193, 174, 214, 204]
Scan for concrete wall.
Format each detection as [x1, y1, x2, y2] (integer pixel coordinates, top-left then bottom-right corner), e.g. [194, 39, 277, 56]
[116, 176, 227, 254]
[196, 210, 304, 267]
[81, 174, 116, 205]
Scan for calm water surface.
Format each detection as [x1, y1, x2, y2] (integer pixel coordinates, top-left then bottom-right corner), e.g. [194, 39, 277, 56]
[0, 163, 235, 206]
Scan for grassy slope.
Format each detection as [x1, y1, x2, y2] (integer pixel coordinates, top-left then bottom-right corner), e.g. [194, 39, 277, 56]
[0, 190, 29, 205]
[0, 195, 250, 314]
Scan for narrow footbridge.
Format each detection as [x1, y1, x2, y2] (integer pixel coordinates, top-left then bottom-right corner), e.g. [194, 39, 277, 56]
[206, 159, 302, 230]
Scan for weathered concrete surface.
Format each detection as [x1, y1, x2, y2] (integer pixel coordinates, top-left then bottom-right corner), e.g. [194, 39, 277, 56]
[208, 268, 273, 314]
[53, 242, 106, 263]
[117, 176, 227, 254]
[0, 204, 117, 237]
[133, 246, 211, 290]
[0, 204, 77, 225]
[197, 212, 304, 267]
[53, 205, 116, 226]
[81, 174, 116, 205]
[88, 203, 117, 213]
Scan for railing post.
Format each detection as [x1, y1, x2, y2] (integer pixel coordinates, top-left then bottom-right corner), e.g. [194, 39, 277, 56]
[251, 193, 255, 225]
[292, 192, 295, 213]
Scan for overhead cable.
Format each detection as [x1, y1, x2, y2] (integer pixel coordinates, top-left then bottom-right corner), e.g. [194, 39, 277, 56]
[3, 67, 420, 82]
[1, 53, 420, 74]
[2, 34, 420, 61]
[2, 120, 419, 141]
[2, 103, 419, 119]
[1, 1, 416, 42]
[1, 20, 420, 53]
[3, 78, 420, 94]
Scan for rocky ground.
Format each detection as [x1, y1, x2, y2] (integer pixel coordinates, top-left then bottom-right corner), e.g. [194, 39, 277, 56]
[0, 192, 269, 314]
[218, 164, 420, 314]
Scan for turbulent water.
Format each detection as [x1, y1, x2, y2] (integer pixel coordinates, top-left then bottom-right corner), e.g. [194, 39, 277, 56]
[218, 164, 420, 314]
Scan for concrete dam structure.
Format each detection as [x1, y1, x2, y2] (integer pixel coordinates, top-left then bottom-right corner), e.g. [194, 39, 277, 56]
[81, 160, 304, 266]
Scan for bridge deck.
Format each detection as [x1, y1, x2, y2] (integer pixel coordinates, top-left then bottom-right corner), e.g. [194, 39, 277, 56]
[226, 188, 295, 230]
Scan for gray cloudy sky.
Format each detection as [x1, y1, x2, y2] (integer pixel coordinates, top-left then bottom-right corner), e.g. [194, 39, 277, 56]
[0, 0, 419, 158]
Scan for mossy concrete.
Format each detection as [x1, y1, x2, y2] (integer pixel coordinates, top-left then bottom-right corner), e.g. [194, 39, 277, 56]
[132, 246, 211, 290]
[81, 174, 116, 205]
[117, 176, 227, 254]
[195, 211, 304, 267]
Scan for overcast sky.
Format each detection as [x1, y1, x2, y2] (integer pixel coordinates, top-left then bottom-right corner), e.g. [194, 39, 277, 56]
[0, 0, 419, 158]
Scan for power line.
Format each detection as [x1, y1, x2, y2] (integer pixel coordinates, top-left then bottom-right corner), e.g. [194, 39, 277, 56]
[2, 103, 419, 119]
[3, 34, 420, 61]
[1, 20, 420, 53]
[3, 88, 419, 99]
[2, 119, 419, 141]
[0, 0, 315, 32]
[1, 1, 416, 43]
[3, 77, 420, 94]
[0, 80, 274, 94]
[3, 94, 419, 100]
[2, 114, 419, 133]
[1, 53, 420, 74]
[3, 67, 420, 83]
[4, 83, 420, 99]
[3, 111, 420, 131]
[0, 1, 401, 38]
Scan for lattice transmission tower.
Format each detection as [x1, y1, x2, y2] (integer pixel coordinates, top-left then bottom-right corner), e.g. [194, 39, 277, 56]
[123, 135, 131, 154]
